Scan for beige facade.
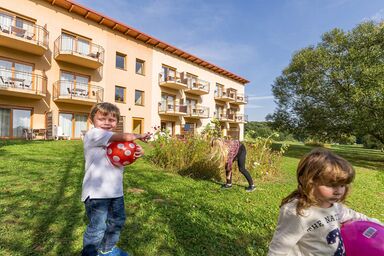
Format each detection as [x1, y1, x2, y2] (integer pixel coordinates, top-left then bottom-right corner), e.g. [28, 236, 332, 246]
[0, 0, 248, 140]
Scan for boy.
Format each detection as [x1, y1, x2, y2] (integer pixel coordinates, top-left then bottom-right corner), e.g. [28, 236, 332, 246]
[81, 102, 151, 256]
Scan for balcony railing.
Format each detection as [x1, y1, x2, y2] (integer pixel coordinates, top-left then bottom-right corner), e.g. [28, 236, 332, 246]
[54, 35, 104, 68]
[0, 19, 49, 50]
[187, 105, 209, 118]
[235, 114, 248, 123]
[0, 68, 47, 96]
[158, 101, 188, 116]
[235, 94, 248, 104]
[214, 89, 236, 102]
[158, 71, 188, 90]
[186, 77, 210, 95]
[53, 80, 104, 103]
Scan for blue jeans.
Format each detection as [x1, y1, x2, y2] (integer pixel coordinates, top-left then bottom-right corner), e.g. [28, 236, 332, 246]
[82, 196, 126, 256]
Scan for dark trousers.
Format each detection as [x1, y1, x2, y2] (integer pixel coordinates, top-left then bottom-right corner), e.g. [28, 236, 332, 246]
[226, 144, 254, 186]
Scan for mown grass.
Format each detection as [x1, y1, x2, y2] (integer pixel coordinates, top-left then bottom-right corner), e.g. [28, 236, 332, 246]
[0, 140, 382, 256]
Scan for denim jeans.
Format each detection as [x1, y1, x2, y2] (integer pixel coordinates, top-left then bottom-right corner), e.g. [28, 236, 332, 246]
[82, 196, 126, 256]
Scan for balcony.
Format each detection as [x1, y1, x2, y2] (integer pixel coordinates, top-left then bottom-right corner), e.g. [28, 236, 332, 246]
[215, 111, 229, 122]
[187, 105, 209, 119]
[53, 80, 104, 105]
[0, 68, 47, 99]
[158, 71, 188, 90]
[54, 36, 104, 69]
[0, 23, 49, 55]
[214, 89, 236, 102]
[233, 94, 248, 105]
[228, 128, 240, 140]
[158, 101, 188, 116]
[185, 78, 210, 95]
[235, 114, 248, 123]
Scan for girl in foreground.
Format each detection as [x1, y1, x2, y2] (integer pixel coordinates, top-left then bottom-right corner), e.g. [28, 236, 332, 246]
[268, 148, 382, 256]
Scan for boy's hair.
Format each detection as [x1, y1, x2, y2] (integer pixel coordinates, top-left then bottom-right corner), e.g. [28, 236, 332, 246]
[210, 137, 229, 168]
[89, 102, 120, 124]
[281, 147, 355, 215]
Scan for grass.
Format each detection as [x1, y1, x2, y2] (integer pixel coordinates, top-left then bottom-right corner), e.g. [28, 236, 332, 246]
[0, 140, 383, 256]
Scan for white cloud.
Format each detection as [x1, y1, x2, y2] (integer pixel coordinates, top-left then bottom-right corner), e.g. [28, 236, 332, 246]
[247, 95, 274, 100]
[366, 9, 384, 23]
[245, 105, 264, 109]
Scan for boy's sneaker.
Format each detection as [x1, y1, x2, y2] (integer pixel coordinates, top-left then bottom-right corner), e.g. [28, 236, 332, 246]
[99, 247, 129, 256]
[221, 183, 233, 189]
[245, 185, 256, 192]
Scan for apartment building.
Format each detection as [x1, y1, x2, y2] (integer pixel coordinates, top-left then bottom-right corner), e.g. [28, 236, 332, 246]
[0, 0, 249, 141]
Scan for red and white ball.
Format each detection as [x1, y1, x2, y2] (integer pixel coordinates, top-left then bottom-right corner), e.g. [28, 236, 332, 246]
[106, 141, 138, 167]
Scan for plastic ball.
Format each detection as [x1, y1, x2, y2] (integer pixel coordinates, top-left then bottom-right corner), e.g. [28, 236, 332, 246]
[106, 141, 138, 167]
[341, 220, 384, 256]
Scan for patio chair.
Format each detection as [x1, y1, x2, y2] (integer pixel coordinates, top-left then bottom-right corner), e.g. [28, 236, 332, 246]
[0, 76, 9, 86]
[54, 125, 71, 140]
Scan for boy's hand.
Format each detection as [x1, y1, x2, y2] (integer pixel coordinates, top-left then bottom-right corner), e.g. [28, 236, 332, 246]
[139, 132, 152, 143]
[134, 145, 144, 158]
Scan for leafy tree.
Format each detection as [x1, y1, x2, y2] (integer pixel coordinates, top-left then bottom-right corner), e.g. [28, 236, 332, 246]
[270, 21, 384, 144]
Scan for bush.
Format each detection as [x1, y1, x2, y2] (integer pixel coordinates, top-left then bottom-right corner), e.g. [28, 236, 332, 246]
[304, 139, 332, 148]
[147, 133, 222, 180]
[361, 135, 383, 150]
[148, 130, 288, 184]
[241, 134, 288, 181]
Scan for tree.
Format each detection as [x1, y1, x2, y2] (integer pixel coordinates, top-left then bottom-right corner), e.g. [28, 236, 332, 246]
[270, 21, 384, 144]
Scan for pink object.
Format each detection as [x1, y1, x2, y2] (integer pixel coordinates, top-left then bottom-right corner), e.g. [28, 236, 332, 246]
[106, 141, 138, 167]
[341, 220, 384, 256]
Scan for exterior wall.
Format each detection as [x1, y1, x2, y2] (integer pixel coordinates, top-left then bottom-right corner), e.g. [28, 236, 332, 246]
[152, 51, 246, 139]
[0, 0, 247, 140]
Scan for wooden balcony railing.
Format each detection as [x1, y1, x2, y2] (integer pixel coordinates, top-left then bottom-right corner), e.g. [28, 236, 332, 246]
[158, 101, 188, 115]
[188, 105, 209, 118]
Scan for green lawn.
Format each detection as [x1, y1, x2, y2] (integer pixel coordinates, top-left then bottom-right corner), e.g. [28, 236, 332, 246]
[0, 140, 383, 256]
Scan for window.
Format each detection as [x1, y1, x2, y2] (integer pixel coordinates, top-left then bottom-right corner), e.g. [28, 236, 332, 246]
[215, 83, 224, 97]
[59, 112, 88, 139]
[0, 107, 31, 138]
[161, 65, 177, 82]
[115, 86, 125, 103]
[60, 71, 89, 96]
[135, 59, 145, 75]
[116, 52, 126, 69]
[161, 93, 175, 111]
[135, 90, 144, 106]
[0, 10, 34, 38]
[0, 58, 33, 88]
[61, 32, 90, 55]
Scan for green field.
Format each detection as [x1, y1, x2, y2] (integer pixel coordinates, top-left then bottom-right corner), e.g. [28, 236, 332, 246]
[0, 140, 383, 256]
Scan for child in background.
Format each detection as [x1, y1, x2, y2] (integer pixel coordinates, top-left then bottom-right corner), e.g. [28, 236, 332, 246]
[268, 148, 382, 256]
[211, 138, 255, 192]
[81, 102, 151, 256]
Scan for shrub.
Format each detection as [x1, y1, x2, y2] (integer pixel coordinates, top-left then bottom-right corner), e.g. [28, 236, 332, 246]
[304, 139, 332, 148]
[148, 130, 287, 183]
[147, 133, 222, 180]
[361, 135, 383, 150]
[240, 134, 288, 181]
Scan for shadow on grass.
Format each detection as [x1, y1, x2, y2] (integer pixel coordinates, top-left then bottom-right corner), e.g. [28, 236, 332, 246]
[121, 169, 270, 256]
[0, 141, 85, 256]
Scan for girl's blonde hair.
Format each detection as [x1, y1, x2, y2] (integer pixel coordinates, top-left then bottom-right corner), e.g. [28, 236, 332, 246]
[281, 148, 355, 215]
[210, 138, 229, 168]
[90, 102, 120, 124]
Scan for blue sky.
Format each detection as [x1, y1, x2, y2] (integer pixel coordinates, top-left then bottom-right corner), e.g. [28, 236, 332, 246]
[75, 0, 384, 121]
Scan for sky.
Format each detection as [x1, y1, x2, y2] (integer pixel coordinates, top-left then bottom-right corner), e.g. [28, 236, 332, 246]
[74, 0, 384, 121]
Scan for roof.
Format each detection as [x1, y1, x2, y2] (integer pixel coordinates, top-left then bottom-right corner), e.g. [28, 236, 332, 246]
[44, 0, 249, 84]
